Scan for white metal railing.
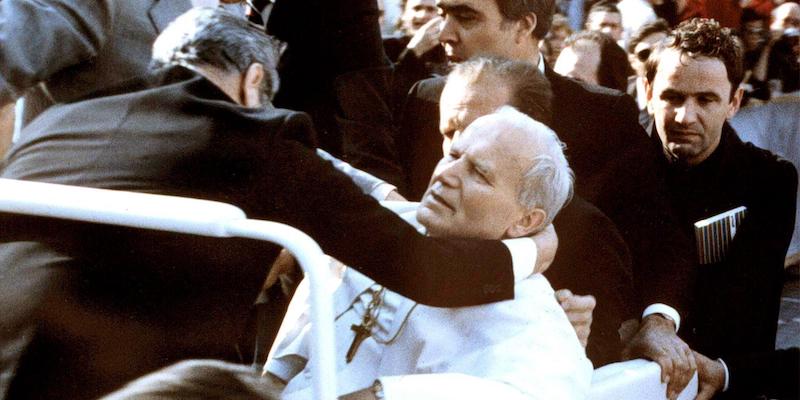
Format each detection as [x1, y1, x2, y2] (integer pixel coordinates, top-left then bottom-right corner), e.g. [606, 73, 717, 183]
[0, 178, 700, 400]
[0, 178, 337, 400]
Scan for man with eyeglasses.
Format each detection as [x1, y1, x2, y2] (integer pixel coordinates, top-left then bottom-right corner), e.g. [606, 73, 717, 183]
[626, 19, 670, 129]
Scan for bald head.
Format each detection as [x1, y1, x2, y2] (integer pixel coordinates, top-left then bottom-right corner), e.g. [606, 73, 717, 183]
[771, 2, 800, 33]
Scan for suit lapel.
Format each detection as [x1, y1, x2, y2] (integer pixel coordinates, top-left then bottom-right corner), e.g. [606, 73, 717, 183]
[148, 0, 194, 33]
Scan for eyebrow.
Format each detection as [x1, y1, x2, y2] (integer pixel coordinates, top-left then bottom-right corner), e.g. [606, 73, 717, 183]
[661, 88, 721, 100]
[438, 3, 479, 15]
[470, 156, 493, 179]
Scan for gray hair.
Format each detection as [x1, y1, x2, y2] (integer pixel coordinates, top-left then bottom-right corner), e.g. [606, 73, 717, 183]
[101, 359, 280, 399]
[151, 7, 284, 100]
[493, 106, 573, 227]
[447, 57, 553, 126]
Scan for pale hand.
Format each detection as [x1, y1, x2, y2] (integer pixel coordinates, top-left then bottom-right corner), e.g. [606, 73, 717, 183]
[406, 16, 443, 57]
[555, 289, 595, 347]
[622, 314, 697, 400]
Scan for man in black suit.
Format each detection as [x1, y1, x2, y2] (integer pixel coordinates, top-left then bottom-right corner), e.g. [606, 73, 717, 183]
[0, 8, 547, 399]
[641, 18, 798, 400]
[334, 0, 695, 390]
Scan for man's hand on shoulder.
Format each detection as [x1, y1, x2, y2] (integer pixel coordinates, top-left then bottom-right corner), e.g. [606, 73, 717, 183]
[532, 224, 557, 274]
[622, 314, 697, 400]
[555, 289, 595, 347]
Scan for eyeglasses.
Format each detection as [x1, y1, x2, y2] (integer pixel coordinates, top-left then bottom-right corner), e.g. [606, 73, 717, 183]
[636, 48, 651, 62]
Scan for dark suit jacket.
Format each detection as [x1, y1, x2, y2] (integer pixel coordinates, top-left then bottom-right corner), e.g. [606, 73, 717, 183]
[0, 67, 523, 399]
[723, 347, 799, 400]
[652, 124, 798, 363]
[547, 197, 634, 366]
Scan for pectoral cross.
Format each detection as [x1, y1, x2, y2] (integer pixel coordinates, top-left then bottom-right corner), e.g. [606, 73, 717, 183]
[346, 322, 373, 363]
[345, 287, 385, 363]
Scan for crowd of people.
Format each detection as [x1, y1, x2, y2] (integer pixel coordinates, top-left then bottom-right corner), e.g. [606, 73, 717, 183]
[0, 0, 798, 399]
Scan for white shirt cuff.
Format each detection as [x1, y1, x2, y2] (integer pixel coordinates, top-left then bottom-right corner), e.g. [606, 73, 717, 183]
[642, 303, 681, 332]
[501, 237, 538, 282]
[718, 358, 730, 392]
[370, 182, 398, 201]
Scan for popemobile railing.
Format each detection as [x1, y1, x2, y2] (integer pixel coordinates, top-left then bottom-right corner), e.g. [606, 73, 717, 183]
[0, 178, 697, 400]
[0, 178, 337, 400]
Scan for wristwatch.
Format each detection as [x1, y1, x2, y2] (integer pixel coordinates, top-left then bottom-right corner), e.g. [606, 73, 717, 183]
[372, 380, 386, 400]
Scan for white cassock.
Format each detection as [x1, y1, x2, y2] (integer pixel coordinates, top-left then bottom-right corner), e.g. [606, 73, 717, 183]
[266, 201, 593, 400]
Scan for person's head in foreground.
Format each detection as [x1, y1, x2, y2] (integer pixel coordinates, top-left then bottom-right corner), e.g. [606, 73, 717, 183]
[554, 30, 633, 91]
[645, 18, 744, 167]
[437, 0, 557, 62]
[417, 105, 573, 240]
[151, 6, 284, 108]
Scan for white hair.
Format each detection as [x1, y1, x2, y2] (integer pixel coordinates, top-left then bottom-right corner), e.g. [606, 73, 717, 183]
[486, 106, 574, 226]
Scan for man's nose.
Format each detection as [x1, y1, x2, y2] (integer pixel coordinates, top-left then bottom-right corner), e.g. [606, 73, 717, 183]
[674, 102, 698, 125]
[434, 159, 463, 188]
[439, 17, 456, 44]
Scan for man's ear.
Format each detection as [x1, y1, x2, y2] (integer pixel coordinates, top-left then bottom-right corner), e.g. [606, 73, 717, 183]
[645, 78, 654, 114]
[241, 63, 265, 108]
[515, 13, 537, 43]
[726, 86, 744, 119]
[505, 209, 546, 238]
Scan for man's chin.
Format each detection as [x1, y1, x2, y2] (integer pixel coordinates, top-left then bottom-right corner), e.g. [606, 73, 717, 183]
[416, 205, 445, 235]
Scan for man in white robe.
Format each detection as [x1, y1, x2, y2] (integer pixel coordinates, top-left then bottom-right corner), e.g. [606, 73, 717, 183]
[266, 106, 593, 400]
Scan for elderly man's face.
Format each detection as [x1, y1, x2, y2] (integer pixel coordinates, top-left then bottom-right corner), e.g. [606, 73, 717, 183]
[647, 49, 742, 166]
[417, 116, 537, 239]
[438, 75, 511, 153]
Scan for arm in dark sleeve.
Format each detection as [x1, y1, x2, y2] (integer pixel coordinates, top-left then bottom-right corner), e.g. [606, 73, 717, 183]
[715, 158, 798, 354]
[258, 114, 515, 307]
[0, 0, 115, 104]
[335, 67, 407, 189]
[546, 197, 634, 366]
[269, 0, 406, 186]
[601, 93, 695, 317]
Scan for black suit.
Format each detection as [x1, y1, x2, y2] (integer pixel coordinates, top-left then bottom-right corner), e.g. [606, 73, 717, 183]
[723, 348, 799, 400]
[547, 196, 634, 366]
[652, 124, 798, 370]
[0, 67, 524, 399]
